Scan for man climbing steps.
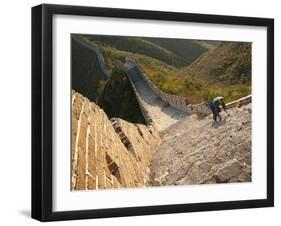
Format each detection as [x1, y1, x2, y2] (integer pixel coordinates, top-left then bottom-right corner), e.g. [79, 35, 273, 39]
[209, 96, 230, 121]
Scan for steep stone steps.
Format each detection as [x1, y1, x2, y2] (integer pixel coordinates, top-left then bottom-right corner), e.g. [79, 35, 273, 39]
[127, 66, 187, 131]
[148, 104, 252, 186]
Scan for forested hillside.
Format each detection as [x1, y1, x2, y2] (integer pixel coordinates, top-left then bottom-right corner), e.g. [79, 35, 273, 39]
[83, 35, 215, 67]
[185, 42, 251, 84]
[143, 37, 218, 67]
[73, 34, 251, 108]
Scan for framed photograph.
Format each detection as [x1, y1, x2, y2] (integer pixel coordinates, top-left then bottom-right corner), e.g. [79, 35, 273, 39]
[32, 4, 274, 221]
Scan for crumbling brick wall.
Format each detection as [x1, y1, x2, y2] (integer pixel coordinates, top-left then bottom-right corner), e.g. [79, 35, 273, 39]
[72, 90, 161, 190]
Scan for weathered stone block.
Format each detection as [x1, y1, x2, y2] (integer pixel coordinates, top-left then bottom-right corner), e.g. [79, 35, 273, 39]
[97, 166, 105, 189]
[214, 160, 242, 182]
[87, 176, 97, 190]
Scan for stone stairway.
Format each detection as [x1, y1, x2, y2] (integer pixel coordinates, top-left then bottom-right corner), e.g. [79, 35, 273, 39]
[148, 103, 252, 186]
[126, 66, 187, 131]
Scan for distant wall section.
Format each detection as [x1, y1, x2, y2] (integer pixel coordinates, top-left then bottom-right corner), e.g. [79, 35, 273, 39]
[125, 58, 251, 116]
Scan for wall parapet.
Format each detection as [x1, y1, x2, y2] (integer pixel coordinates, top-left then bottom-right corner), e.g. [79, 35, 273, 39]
[125, 58, 211, 115]
[71, 91, 161, 190]
[125, 68, 155, 126]
[125, 58, 252, 116]
[225, 95, 252, 109]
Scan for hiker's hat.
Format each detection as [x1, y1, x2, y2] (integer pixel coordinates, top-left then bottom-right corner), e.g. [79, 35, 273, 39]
[217, 96, 224, 102]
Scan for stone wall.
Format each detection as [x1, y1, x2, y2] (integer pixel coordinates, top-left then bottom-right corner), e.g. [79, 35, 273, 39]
[125, 64, 188, 131]
[72, 34, 110, 78]
[142, 72, 211, 115]
[125, 58, 211, 115]
[225, 95, 252, 109]
[71, 39, 251, 126]
[125, 68, 154, 125]
[71, 90, 161, 190]
[125, 58, 252, 116]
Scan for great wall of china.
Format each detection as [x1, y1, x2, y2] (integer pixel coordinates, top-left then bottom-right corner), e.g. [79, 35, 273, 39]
[71, 36, 252, 190]
[72, 91, 161, 190]
[72, 35, 110, 78]
[124, 57, 251, 131]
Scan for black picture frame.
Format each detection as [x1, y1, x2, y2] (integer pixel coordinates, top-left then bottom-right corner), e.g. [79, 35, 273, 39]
[32, 3, 274, 222]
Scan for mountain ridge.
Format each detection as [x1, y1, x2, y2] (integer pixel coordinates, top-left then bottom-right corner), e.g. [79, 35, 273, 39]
[185, 42, 252, 85]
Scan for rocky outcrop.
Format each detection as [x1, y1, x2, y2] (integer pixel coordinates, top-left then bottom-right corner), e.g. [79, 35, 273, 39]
[72, 90, 161, 190]
[148, 104, 251, 186]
